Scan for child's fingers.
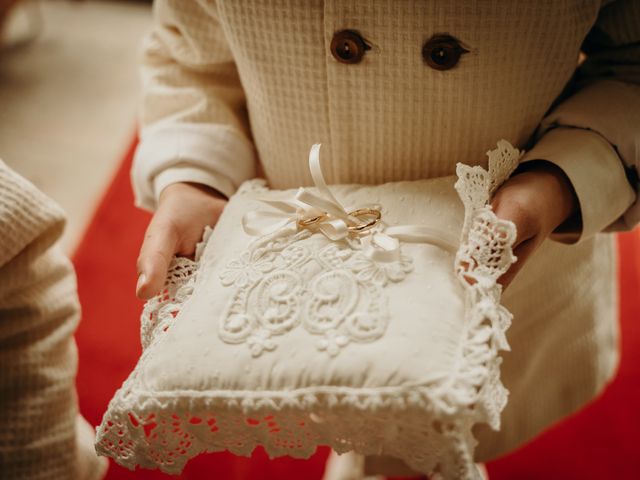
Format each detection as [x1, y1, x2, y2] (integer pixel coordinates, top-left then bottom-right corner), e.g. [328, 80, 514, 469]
[491, 189, 542, 289]
[498, 235, 540, 289]
[136, 214, 179, 300]
[491, 196, 538, 247]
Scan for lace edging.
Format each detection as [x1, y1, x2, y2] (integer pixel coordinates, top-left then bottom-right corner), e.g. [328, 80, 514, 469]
[140, 227, 213, 350]
[97, 141, 521, 480]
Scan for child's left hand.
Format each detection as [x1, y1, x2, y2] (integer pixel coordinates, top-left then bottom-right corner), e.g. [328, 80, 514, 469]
[491, 161, 579, 288]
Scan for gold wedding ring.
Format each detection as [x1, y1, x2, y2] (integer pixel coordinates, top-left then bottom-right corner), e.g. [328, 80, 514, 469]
[347, 208, 382, 232]
[296, 208, 381, 233]
[297, 214, 327, 229]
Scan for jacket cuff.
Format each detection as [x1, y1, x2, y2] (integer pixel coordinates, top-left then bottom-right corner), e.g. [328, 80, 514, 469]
[153, 165, 235, 201]
[520, 127, 636, 243]
[538, 80, 640, 231]
[132, 123, 256, 211]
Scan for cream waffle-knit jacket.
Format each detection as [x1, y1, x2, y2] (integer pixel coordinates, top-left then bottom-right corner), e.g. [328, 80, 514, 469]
[131, 0, 640, 461]
[0, 161, 107, 479]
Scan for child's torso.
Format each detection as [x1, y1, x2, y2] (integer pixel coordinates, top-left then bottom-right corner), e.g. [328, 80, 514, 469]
[214, 0, 600, 188]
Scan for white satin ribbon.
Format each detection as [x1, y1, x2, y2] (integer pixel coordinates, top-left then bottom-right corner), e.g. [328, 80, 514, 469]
[242, 144, 459, 259]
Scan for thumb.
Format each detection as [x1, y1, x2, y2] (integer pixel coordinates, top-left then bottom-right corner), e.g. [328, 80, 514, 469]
[136, 216, 179, 300]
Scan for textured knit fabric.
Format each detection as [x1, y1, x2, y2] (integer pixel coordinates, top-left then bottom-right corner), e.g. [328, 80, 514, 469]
[0, 160, 107, 480]
[130, 0, 640, 462]
[132, 0, 640, 236]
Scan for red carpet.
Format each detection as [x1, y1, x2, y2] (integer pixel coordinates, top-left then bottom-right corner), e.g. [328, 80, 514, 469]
[74, 137, 640, 479]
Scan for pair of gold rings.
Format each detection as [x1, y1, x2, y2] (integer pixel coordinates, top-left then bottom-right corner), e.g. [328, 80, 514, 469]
[297, 208, 381, 232]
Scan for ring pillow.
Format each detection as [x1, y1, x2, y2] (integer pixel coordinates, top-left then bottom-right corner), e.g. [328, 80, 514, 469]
[96, 140, 521, 480]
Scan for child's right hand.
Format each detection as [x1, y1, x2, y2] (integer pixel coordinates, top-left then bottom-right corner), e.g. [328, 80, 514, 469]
[135, 182, 227, 299]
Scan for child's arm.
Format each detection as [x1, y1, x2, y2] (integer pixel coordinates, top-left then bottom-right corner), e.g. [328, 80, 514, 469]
[514, 0, 639, 240]
[492, 0, 639, 286]
[132, 0, 256, 298]
[0, 161, 107, 478]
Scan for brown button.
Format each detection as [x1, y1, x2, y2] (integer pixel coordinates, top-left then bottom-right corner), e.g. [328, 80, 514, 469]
[422, 34, 469, 70]
[331, 30, 369, 64]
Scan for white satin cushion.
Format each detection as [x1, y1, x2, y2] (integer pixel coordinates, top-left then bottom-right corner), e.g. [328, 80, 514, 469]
[97, 141, 520, 480]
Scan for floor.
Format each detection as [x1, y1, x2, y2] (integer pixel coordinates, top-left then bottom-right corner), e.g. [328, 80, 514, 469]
[0, 0, 152, 253]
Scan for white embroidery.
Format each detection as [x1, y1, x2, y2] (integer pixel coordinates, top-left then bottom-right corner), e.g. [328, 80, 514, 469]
[219, 231, 400, 357]
[346, 249, 413, 286]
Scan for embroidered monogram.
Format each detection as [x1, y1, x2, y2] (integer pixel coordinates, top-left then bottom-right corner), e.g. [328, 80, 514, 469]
[218, 228, 408, 357]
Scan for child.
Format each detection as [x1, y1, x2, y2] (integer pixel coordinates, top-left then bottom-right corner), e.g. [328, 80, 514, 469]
[131, 1, 640, 477]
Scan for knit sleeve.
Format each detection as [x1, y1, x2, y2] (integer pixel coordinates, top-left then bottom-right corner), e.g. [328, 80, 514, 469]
[0, 160, 66, 268]
[131, 0, 257, 211]
[0, 160, 107, 479]
[519, 0, 640, 243]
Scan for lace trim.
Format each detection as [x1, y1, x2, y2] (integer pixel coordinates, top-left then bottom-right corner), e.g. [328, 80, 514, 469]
[139, 227, 213, 351]
[97, 141, 521, 480]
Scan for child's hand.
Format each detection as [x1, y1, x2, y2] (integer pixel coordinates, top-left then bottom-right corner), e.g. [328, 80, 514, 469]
[491, 161, 579, 289]
[136, 183, 227, 299]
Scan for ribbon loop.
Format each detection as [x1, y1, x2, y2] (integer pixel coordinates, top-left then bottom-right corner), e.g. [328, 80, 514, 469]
[241, 144, 459, 258]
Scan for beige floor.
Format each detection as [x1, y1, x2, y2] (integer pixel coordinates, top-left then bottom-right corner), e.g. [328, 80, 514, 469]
[0, 0, 152, 253]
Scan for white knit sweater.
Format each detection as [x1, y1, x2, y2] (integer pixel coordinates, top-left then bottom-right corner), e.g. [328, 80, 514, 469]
[0, 160, 107, 479]
[131, 0, 640, 461]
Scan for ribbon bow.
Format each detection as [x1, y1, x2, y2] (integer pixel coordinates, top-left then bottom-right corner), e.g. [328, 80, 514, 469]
[242, 144, 459, 261]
